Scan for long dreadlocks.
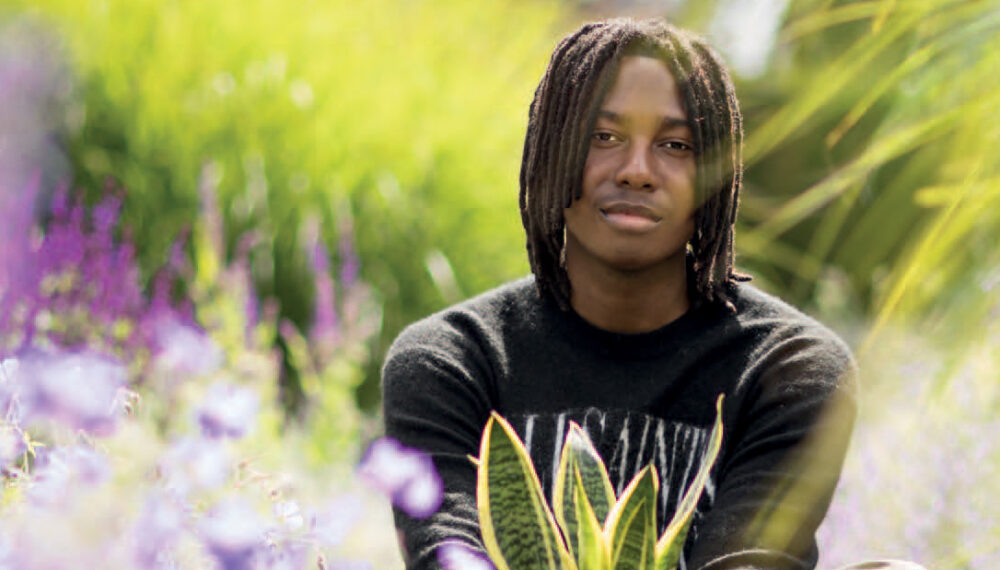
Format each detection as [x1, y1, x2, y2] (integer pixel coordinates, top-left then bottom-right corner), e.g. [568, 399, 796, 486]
[519, 17, 749, 312]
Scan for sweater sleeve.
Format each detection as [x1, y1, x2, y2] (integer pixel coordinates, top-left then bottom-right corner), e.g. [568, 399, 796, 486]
[380, 325, 495, 569]
[686, 329, 858, 570]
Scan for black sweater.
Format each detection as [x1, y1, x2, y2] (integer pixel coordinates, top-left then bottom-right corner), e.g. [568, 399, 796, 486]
[382, 277, 856, 570]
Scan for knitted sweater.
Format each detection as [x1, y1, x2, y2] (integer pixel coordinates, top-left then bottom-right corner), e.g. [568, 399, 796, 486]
[382, 276, 856, 570]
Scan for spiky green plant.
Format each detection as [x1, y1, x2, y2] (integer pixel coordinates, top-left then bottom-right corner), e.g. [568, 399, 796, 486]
[474, 395, 724, 570]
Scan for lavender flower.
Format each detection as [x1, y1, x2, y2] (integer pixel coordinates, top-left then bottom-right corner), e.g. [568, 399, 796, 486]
[13, 348, 126, 436]
[304, 217, 339, 355]
[132, 494, 185, 569]
[325, 561, 372, 570]
[336, 215, 359, 291]
[307, 495, 363, 547]
[253, 540, 308, 570]
[357, 438, 442, 519]
[196, 382, 259, 439]
[0, 424, 25, 471]
[159, 436, 230, 496]
[272, 500, 304, 531]
[199, 500, 265, 570]
[28, 445, 111, 507]
[0, 358, 20, 422]
[150, 315, 223, 379]
[437, 542, 496, 570]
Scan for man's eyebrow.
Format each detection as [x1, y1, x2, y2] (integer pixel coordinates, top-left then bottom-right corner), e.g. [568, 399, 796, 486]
[660, 116, 691, 130]
[596, 110, 690, 130]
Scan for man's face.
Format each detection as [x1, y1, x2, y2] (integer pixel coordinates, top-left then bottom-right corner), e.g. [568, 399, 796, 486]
[563, 55, 696, 275]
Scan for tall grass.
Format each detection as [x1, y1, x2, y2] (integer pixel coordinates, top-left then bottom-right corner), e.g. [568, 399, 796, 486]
[2, 0, 561, 406]
[736, 0, 1000, 333]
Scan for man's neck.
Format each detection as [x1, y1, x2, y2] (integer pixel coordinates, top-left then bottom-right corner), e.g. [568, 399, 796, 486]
[566, 255, 690, 334]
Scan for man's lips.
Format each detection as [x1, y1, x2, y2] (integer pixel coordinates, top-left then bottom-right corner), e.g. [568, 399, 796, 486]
[599, 202, 662, 222]
[597, 201, 663, 232]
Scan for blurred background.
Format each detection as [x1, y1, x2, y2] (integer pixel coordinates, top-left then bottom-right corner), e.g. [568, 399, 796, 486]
[1, 0, 998, 567]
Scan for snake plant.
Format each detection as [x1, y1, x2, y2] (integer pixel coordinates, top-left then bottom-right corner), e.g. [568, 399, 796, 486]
[474, 395, 724, 570]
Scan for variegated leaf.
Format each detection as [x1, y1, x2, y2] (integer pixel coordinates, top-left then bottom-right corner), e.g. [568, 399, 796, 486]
[478, 412, 577, 570]
[605, 465, 658, 570]
[655, 394, 726, 570]
[571, 465, 609, 570]
[554, 421, 616, 556]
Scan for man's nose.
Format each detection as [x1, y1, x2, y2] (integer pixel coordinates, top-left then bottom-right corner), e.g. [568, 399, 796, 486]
[615, 143, 657, 190]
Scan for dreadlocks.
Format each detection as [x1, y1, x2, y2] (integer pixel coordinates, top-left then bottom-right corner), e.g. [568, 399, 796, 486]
[519, 17, 749, 312]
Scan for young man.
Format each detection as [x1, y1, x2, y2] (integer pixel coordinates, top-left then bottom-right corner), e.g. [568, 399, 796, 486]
[382, 18, 856, 570]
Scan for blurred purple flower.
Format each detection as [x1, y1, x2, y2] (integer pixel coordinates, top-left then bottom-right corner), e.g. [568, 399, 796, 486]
[304, 217, 339, 353]
[253, 540, 308, 570]
[235, 233, 260, 342]
[357, 438, 442, 519]
[272, 500, 304, 531]
[307, 494, 363, 547]
[0, 424, 25, 471]
[326, 561, 372, 570]
[150, 315, 223, 379]
[132, 494, 185, 569]
[196, 382, 259, 439]
[28, 444, 111, 506]
[12, 348, 126, 436]
[0, 358, 21, 422]
[160, 436, 229, 496]
[336, 215, 359, 291]
[0, 530, 11, 570]
[437, 542, 496, 570]
[1, 184, 155, 357]
[0, 176, 41, 339]
[199, 500, 265, 570]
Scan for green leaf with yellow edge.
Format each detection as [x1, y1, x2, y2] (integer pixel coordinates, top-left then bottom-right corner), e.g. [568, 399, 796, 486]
[655, 394, 726, 570]
[605, 465, 658, 570]
[477, 412, 577, 570]
[554, 421, 616, 556]
[571, 465, 610, 570]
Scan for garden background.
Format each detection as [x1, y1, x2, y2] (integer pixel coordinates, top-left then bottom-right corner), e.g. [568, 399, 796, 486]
[1, 0, 998, 568]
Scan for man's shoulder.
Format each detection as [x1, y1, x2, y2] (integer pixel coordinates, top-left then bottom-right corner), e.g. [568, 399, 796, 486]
[732, 281, 843, 335]
[386, 276, 539, 358]
[730, 280, 857, 379]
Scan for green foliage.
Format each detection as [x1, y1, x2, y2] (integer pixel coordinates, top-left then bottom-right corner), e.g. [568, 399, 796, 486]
[475, 396, 724, 570]
[4, 0, 559, 408]
[554, 423, 616, 559]
[477, 412, 575, 570]
[735, 0, 1000, 330]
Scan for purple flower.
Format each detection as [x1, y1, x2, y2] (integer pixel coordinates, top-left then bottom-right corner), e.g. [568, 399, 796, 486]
[307, 495, 363, 547]
[0, 424, 25, 471]
[12, 348, 126, 436]
[337, 217, 360, 291]
[304, 217, 339, 353]
[28, 445, 111, 506]
[357, 438, 443, 519]
[272, 500, 304, 531]
[150, 315, 223, 379]
[326, 561, 372, 570]
[253, 540, 308, 570]
[196, 382, 259, 439]
[235, 233, 260, 341]
[0, 358, 21, 422]
[132, 494, 185, 569]
[199, 500, 265, 570]
[437, 542, 496, 570]
[159, 436, 229, 496]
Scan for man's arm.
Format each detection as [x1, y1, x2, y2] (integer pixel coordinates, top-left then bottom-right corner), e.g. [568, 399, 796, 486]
[686, 331, 858, 570]
[381, 337, 494, 569]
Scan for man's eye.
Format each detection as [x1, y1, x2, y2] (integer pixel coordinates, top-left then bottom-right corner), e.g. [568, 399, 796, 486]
[661, 140, 693, 153]
[592, 132, 617, 143]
